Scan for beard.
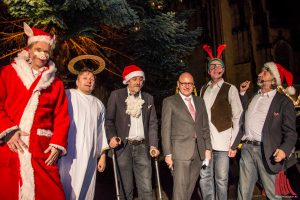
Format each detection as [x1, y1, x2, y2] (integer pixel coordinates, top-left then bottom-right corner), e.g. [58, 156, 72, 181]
[131, 85, 142, 94]
[257, 78, 264, 88]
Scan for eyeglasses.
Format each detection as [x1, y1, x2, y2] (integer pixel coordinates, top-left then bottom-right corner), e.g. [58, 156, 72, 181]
[209, 64, 223, 70]
[178, 81, 194, 87]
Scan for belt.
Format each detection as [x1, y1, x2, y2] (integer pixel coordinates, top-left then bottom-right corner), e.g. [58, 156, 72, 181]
[242, 140, 261, 146]
[127, 139, 145, 145]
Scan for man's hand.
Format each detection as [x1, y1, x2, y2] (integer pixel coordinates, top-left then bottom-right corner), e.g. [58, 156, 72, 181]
[273, 149, 286, 162]
[228, 148, 237, 158]
[205, 150, 212, 161]
[44, 146, 61, 166]
[97, 153, 106, 172]
[240, 81, 250, 93]
[165, 155, 173, 169]
[149, 146, 160, 157]
[109, 137, 121, 148]
[7, 130, 29, 153]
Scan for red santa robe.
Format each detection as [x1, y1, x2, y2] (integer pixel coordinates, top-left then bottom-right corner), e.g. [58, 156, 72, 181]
[0, 51, 70, 200]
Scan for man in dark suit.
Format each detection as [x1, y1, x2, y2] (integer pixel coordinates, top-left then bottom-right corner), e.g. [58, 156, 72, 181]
[230, 62, 297, 199]
[161, 72, 212, 200]
[105, 65, 159, 200]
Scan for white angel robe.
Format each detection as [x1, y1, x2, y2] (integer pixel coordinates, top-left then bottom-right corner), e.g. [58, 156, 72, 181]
[59, 89, 109, 200]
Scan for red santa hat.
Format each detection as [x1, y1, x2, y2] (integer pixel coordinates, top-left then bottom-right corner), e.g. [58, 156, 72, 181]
[264, 62, 296, 95]
[122, 65, 145, 84]
[23, 22, 55, 48]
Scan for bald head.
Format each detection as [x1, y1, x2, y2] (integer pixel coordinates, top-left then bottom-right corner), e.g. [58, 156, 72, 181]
[177, 72, 194, 97]
[178, 72, 194, 83]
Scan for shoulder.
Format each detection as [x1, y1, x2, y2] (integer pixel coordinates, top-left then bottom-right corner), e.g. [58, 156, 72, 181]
[142, 91, 154, 99]
[163, 95, 177, 103]
[110, 88, 125, 95]
[53, 76, 65, 87]
[0, 65, 15, 75]
[193, 95, 205, 104]
[275, 92, 293, 105]
[223, 81, 238, 90]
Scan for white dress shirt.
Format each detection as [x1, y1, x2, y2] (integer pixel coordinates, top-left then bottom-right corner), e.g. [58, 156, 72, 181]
[202, 79, 243, 151]
[179, 92, 196, 112]
[127, 89, 145, 141]
[243, 89, 276, 142]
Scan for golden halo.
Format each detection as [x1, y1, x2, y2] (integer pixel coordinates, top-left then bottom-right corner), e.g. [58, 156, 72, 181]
[68, 55, 105, 75]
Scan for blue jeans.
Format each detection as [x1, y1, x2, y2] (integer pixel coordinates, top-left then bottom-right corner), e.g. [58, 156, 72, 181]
[200, 151, 229, 200]
[238, 144, 281, 200]
[116, 143, 152, 200]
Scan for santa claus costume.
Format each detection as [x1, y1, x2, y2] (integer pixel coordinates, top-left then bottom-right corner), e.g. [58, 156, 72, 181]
[0, 23, 70, 200]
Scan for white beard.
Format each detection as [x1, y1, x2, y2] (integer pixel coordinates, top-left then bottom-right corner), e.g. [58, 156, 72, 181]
[125, 95, 145, 118]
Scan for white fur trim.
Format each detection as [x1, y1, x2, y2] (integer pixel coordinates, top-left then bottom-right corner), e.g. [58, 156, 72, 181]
[18, 91, 40, 200]
[28, 36, 52, 46]
[15, 58, 56, 200]
[0, 125, 18, 139]
[34, 61, 56, 92]
[12, 51, 36, 89]
[37, 129, 53, 137]
[264, 62, 281, 85]
[123, 71, 145, 84]
[286, 86, 296, 95]
[49, 144, 67, 156]
[12, 52, 57, 90]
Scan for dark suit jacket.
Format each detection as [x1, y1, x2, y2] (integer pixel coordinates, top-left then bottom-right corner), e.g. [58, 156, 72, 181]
[105, 88, 158, 155]
[232, 91, 297, 173]
[161, 94, 211, 161]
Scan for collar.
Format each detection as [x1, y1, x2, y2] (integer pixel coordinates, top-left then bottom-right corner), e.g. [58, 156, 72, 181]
[208, 78, 224, 88]
[127, 88, 141, 98]
[179, 91, 192, 100]
[257, 89, 276, 98]
[31, 66, 47, 78]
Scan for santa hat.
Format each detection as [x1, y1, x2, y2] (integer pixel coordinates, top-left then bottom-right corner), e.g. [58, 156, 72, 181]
[122, 65, 145, 84]
[264, 62, 296, 95]
[203, 44, 226, 68]
[23, 22, 55, 48]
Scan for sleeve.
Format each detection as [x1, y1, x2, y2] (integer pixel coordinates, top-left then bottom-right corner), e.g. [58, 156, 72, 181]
[278, 98, 297, 155]
[105, 91, 118, 141]
[200, 98, 212, 150]
[49, 80, 70, 155]
[161, 98, 173, 156]
[228, 85, 243, 146]
[98, 106, 109, 156]
[0, 68, 19, 139]
[147, 95, 158, 147]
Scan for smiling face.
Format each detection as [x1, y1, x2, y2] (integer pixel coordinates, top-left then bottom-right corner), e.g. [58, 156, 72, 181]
[76, 71, 95, 94]
[208, 60, 224, 82]
[28, 41, 51, 70]
[257, 67, 277, 92]
[177, 72, 194, 97]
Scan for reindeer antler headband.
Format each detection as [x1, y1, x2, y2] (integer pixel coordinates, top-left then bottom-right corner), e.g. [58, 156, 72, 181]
[202, 44, 226, 68]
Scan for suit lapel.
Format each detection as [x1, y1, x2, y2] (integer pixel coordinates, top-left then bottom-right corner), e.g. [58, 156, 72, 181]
[262, 92, 279, 138]
[192, 96, 200, 120]
[121, 88, 130, 124]
[175, 94, 194, 121]
[142, 92, 147, 123]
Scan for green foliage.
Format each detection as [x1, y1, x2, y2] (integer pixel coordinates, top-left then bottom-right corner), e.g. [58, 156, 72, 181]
[2, 0, 201, 97]
[128, 12, 200, 95]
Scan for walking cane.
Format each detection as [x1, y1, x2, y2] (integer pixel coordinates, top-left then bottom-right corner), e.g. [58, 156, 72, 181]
[151, 150, 163, 200]
[112, 138, 121, 200]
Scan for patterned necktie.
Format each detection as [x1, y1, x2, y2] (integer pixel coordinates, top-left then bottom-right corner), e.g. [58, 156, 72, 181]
[185, 97, 196, 121]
